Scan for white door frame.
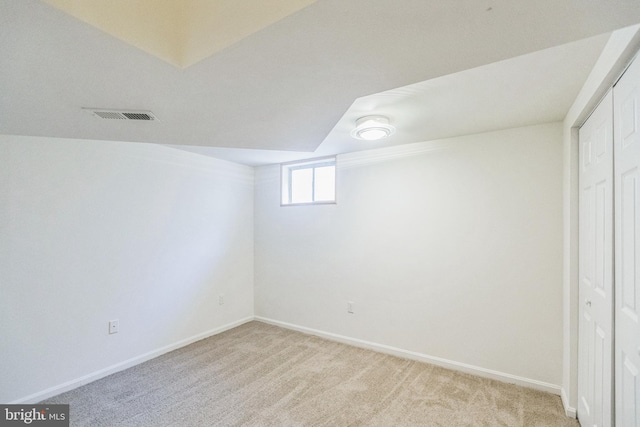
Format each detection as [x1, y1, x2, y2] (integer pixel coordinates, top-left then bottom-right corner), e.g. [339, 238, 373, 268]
[562, 27, 640, 418]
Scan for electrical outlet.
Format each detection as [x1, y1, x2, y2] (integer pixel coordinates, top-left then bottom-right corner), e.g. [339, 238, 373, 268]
[109, 319, 119, 334]
[347, 301, 354, 314]
[219, 294, 225, 305]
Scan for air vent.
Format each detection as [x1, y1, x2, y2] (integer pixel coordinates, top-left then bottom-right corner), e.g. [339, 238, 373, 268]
[83, 108, 159, 121]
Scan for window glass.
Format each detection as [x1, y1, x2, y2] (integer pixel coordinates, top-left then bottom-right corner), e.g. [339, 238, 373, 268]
[314, 165, 335, 202]
[281, 157, 336, 205]
[291, 168, 313, 204]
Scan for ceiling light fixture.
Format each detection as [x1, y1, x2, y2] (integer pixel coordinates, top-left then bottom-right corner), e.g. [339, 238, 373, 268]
[351, 115, 395, 141]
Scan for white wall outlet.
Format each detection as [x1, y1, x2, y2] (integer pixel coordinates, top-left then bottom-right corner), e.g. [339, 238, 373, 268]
[219, 294, 225, 305]
[347, 301, 354, 314]
[109, 319, 119, 334]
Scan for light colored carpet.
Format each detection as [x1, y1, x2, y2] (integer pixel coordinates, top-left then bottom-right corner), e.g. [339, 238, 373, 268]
[43, 321, 578, 426]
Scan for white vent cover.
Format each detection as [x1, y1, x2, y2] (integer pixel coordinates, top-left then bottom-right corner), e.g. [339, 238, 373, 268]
[83, 108, 159, 121]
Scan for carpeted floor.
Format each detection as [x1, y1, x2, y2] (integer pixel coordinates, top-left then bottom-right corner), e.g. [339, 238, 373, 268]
[43, 321, 579, 426]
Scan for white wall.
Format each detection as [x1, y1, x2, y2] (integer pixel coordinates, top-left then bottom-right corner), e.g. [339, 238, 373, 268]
[255, 123, 564, 389]
[0, 136, 254, 403]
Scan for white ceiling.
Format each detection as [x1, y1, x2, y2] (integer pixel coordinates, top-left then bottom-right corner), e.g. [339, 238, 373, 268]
[38, 0, 320, 68]
[1, 0, 639, 166]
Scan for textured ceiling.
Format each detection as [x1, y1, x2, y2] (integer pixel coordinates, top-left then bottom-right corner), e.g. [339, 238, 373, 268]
[1, 0, 640, 165]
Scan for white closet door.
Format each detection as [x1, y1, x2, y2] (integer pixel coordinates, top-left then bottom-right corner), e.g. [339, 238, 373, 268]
[614, 56, 640, 427]
[578, 90, 614, 427]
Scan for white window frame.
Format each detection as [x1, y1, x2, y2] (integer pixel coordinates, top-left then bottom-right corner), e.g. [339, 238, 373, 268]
[280, 156, 337, 206]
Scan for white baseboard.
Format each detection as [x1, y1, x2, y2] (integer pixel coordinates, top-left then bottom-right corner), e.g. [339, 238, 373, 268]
[561, 388, 577, 418]
[10, 316, 254, 404]
[12, 316, 564, 404]
[255, 316, 562, 396]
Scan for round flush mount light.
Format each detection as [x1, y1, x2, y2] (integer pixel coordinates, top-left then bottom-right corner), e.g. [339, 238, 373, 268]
[350, 115, 396, 141]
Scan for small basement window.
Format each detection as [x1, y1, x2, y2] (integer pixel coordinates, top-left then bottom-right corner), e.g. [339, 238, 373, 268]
[281, 156, 336, 206]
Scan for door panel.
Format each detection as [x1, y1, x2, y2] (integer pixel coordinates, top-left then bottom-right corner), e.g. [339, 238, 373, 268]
[621, 354, 639, 426]
[580, 310, 594, 418]
[579, 90, 614, 427]
[595, 325, 606, 426]
[621, 170, 637, 318]
[596, 180, 607, 296]
[614, 55, 640, 427]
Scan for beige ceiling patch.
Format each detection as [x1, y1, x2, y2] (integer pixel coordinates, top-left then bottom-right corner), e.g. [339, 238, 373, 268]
[40, 0, 319, 68]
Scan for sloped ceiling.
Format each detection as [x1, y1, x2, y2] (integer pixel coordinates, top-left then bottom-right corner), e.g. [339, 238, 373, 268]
[1, 0, 640, 165]
[168, 33, 611, 165]
[39, 0, 319, 68]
